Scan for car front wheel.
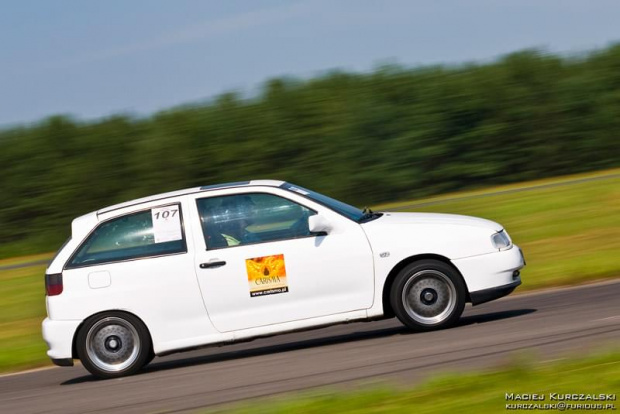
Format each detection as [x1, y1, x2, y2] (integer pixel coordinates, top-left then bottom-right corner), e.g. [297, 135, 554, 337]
[390, 260, 466, 331]
[76, 312, 152, 379]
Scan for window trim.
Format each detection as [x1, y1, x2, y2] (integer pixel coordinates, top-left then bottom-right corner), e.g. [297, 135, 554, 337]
[196, 192, 318, 251]
[50, 237, 72, 265]
[64, 202, 188, 270]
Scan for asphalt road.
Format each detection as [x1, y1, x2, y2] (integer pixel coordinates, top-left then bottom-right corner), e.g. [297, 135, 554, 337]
[2, 280, 620, 414]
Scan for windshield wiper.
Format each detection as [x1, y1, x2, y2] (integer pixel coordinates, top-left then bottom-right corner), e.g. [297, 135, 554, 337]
[359, 207, 382, 223]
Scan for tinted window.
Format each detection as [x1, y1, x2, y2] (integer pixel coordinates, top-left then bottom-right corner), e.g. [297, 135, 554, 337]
[197, 193, 315, 249]
[67, 204, 186, 268]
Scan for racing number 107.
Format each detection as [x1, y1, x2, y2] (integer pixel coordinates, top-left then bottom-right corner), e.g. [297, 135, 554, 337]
[154, 209, 178, 220]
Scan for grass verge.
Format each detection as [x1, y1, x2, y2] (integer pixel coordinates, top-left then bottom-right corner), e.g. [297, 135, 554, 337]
[211, 349, 620, 413]
[0, 265, 48, 372]
[0, 252, 52, 268]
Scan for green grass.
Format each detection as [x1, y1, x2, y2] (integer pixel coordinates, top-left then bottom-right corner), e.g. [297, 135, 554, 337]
[0, 265, 48, 372]
[0, 252, 52, 268]
[0, 168, 618, 373]
[210, 349, 620, 413]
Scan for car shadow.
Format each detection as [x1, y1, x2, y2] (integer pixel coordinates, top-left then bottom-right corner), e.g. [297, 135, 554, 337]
[61, 308, 536, 385]
[458, 308, 537, 327]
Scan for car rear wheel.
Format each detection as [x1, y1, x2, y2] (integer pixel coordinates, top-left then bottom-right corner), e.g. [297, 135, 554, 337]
[77, 312, 152, 379]
[390, 260, 466, 331]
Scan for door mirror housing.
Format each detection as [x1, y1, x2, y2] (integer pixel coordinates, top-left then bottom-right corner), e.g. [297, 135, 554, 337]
[308, 214, 331, 235]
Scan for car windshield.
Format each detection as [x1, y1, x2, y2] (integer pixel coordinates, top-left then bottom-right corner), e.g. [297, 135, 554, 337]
[281, 183, 367, 222]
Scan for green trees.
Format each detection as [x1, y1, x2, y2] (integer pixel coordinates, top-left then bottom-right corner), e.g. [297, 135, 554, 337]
[1, 46, 619, 256]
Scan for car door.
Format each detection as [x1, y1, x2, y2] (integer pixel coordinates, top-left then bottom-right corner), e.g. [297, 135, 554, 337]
[189, 187, 375, 333]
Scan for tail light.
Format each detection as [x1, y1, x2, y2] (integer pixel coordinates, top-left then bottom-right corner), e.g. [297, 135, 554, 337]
[45, 273, 63, 296]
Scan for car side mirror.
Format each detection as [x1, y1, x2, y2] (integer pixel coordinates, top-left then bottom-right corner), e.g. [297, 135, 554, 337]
[308, 214, 331, 236]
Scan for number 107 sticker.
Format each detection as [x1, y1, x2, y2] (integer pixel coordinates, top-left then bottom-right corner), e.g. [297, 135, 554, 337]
[151, 205, 182, 243]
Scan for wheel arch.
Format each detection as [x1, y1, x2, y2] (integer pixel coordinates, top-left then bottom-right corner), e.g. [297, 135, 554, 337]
[381, 254, 471, 318]
[71, 309, 153, 359]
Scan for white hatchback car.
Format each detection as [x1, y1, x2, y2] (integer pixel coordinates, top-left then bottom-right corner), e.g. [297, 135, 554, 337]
[43, 180, 524, 378]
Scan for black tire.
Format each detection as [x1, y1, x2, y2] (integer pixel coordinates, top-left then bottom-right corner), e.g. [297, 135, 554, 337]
[144, 350, 155, 367]
[390, 260, 466, 331]
[76, 312, 152, 379]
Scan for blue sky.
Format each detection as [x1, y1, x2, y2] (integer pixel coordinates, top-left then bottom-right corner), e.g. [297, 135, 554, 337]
[1, 0, 619, 126]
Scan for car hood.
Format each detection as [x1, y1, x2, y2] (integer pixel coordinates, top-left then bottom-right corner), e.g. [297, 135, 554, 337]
[368, 212, 503, 232]
[359, 212, 503, 260]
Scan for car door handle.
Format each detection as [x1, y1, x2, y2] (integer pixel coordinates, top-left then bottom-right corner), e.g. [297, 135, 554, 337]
[199, 261, 226, 269]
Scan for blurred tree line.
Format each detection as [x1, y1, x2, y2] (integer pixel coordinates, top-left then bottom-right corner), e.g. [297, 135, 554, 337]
[1, 46, 620, 256]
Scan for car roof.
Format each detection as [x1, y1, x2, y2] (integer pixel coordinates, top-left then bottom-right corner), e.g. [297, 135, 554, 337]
[97, 179, 285, 215]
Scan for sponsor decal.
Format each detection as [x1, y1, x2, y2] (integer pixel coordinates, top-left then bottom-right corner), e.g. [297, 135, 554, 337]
[246, 254, 288, 297]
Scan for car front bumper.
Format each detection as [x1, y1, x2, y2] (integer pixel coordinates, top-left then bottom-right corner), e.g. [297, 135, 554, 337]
[42, 317, 82, 364]
[452, 244, 525, 304]
[469, 278, 522, 305]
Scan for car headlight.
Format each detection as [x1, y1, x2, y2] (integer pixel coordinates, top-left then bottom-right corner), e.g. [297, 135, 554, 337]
[491, 230, 512, 250]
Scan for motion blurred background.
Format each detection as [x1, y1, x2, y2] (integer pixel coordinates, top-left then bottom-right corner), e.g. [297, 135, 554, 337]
[1, 0, 619, 257]
[1, 1, 620, 389]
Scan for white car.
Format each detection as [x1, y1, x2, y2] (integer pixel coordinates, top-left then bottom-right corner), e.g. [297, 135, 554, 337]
[42, 180, 524, 378]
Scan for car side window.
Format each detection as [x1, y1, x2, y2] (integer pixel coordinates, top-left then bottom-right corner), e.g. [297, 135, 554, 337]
[197, 193, 316, 249]
[66, 204, 186, 268]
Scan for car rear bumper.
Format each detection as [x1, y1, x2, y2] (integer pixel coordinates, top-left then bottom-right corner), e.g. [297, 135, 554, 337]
[42, 317, 81, 362]
[452, 245, 525, 302]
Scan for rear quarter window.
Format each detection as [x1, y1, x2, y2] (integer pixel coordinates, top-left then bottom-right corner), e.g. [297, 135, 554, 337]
[66, 204, 186, 268]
